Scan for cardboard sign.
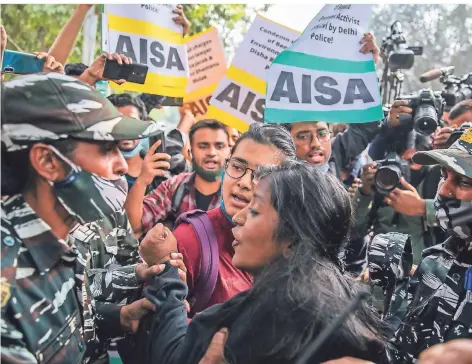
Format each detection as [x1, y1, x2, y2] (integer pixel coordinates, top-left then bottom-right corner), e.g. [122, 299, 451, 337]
[183, 27, 227, 122]
[102, 4, 189, 105]
[206, 15, 300, 132]
[264, 4, 383, 124]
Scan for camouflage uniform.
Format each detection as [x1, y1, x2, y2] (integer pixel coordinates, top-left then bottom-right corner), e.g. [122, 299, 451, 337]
[70, 209, 141, 305]
[2, 195, 108, 363]
[368, 128, 472, 363]
[1, 73, 162, 363]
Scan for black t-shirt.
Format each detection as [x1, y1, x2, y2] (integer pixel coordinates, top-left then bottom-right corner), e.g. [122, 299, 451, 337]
[195, 189, 217, 211]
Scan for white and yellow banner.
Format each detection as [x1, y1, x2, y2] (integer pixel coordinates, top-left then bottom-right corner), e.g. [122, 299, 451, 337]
[206, 15, 300, 132]
[102, 4, 189, 101]
[183, 27, 227, 122]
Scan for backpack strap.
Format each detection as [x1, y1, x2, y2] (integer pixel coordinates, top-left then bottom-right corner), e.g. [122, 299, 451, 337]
[175, 209, 219, 315]
[171, 180, 189, 217]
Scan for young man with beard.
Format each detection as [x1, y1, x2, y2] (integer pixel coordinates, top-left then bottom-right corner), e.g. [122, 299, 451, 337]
[284, 33, 400, 179]
[126, 119, 231, 238]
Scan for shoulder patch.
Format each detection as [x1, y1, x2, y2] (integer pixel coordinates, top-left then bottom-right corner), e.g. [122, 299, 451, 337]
[1, 278, 11, 307]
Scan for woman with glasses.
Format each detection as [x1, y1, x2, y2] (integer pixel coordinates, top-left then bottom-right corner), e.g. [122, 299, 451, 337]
[167, 123, 297, 315]
[139, 161, 387, 364]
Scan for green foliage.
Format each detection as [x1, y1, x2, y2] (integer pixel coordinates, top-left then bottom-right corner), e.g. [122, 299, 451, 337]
[1, 4, 86, 63]
[1, 4, 270, 65]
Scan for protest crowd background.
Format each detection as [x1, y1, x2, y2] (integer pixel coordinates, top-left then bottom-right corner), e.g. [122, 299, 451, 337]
[1, 3, 472, 364]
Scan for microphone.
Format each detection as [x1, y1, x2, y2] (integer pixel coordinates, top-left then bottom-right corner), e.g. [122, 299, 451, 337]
[295, 290, 370, 364]
[419, 66, 455, 83]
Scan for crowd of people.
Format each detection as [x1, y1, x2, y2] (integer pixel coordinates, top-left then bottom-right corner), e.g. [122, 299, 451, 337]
[1, 4, 472, 364]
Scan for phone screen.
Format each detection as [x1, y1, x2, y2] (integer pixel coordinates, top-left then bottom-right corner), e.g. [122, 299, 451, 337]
[2, 50, 45, 74]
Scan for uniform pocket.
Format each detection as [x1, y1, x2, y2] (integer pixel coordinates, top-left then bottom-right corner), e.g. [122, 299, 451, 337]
[37, 310, 86, 364]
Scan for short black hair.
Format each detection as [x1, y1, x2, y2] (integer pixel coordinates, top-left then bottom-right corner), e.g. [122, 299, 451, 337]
[449, 100, 472, 121]
[138, 93, 167, 114]
[232, 123, 297, 160]
[64, 63, 88, 77]
[189, 119, 229, 145]
[107, 93, 147, 121]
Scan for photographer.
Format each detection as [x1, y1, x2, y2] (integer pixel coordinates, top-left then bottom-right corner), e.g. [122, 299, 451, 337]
[366, 127, 472, 363]
[434, 99, 472, 149]
[353, 101, 445, 265]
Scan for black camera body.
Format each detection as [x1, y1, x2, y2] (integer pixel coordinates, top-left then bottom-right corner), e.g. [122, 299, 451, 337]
[373, 152, 410, 196]
[446, 122, 472, 147]
[441, 72, 472, 112]
[398, 88, 445, 136]
[381, 21, 423, 71]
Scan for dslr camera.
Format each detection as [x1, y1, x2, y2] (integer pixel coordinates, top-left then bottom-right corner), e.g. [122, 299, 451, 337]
[373, 152, 410, 196]
[397, 88, 445, 136]
[441, 72, 472, 112]
[446, 122, 472, 147]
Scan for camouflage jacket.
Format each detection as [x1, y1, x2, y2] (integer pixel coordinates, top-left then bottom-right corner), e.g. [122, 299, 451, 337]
[69, 209, 142, 305]
[368, 232, 472, 363]
[69, 206, 144, 361]
[0, 195, 131, 364]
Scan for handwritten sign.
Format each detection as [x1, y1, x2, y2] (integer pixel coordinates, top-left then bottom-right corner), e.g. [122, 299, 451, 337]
[265, 4, 383, 124]
[206, 15, 300, 132]
[184, 27, 227, 122]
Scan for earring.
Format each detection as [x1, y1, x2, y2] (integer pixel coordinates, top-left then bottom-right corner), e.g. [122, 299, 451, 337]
[448, 192, 453, 197]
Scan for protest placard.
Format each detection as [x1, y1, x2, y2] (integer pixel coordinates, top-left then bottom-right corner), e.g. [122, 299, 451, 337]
[206, 15, 300, 132]
[183, 27, 227, 122]
[264, 4, 383, 124]
[102, 4, 189, 105]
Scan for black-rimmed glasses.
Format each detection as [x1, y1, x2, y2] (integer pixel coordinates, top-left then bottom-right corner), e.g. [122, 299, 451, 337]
[224, 158, 256, 182]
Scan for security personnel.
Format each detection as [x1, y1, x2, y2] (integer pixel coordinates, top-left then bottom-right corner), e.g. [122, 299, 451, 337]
[368, 127, 472, 363]
[1, 73, 160, 363]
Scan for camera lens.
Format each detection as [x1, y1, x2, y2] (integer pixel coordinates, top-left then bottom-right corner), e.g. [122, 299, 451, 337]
[413, 104, 438, 136]
[374, 165, 402, 194]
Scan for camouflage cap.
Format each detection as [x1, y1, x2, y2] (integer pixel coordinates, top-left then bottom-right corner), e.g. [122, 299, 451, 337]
[1, 73, 162, 150]
[413, 127, 472, 178]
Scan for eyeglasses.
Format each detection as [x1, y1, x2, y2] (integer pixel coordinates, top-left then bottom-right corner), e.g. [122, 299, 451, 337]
[295, 129, 331, 145]
[224, 158, 256, 182]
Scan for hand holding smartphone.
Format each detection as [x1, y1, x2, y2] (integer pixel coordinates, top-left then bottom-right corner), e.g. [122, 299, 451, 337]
[139, 131, 170, 186]
[2, 50, 45, 74]
[103, 58, 148, 85]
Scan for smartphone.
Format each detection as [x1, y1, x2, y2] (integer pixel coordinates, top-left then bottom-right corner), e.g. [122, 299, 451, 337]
[102, 59, 148, 84]
[148, 130, 166, 155]
[2, 50, 45, 74]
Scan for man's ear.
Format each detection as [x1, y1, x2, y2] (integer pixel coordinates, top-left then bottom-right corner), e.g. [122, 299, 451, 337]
[29, 143, 68, 182]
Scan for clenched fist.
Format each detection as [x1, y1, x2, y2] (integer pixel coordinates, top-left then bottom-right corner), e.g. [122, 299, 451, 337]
[139, 223, 177, 266]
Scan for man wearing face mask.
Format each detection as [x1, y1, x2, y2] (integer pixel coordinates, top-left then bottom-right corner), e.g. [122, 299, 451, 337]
[0, 73, 169, 364]
[353, 130, 446, 265]
[107, 93, 186, 193]
[367, 126, 472, 363]
[126, 119, 231, 238]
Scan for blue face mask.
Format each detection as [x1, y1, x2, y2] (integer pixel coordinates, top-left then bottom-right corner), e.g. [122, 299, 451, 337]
[120, 138, 150, 159]
[220, 171, 236, 225]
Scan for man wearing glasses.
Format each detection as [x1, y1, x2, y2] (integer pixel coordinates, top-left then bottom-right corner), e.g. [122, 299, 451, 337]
[285, 120, 380, 179]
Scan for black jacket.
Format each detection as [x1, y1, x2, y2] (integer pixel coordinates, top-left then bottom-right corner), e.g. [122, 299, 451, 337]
[329, 121, 380, 179]
[134, 265, 387, 364]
